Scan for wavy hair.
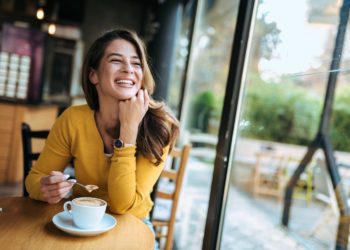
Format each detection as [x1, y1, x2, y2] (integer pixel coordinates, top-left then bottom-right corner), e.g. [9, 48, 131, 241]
[82, 28, 179, 165]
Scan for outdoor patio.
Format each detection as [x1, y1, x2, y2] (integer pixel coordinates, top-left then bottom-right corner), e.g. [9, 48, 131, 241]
[174, 138, 347, 250]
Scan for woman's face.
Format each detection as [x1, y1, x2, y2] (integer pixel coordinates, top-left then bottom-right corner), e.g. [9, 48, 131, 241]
[89, 39, 143, 101]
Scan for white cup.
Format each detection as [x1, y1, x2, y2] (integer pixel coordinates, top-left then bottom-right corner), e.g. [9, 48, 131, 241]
[63, 197, 107, 229]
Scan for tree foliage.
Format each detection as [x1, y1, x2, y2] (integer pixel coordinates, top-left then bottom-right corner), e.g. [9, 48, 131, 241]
[240, 80, 350, 152]
[240, 80, 322, 145]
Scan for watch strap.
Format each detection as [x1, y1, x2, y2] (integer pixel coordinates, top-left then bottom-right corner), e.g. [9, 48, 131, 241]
[113, 139, 135, 148]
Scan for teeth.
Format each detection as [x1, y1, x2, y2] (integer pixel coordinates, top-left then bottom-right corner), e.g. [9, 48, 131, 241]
[116, 79, 133, 84]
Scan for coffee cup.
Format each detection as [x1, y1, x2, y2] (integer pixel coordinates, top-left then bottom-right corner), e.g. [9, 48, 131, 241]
[63, 197, 107, 229]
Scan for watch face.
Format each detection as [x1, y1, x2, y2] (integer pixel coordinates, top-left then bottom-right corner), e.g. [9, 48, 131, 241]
[114, 139, 124, 148]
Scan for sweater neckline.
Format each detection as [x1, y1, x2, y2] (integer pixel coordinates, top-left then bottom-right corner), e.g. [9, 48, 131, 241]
[90, 108, 108, 155]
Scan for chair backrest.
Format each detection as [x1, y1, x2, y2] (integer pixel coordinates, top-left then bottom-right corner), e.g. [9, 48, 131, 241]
[152, 144, 191, 250]
[21, 122, 49, 197]
[252, 150, 287, 201]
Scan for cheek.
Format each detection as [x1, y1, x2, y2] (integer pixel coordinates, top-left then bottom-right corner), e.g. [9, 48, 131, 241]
[136, 67, 143, 77]
[137, 71, 144, 83]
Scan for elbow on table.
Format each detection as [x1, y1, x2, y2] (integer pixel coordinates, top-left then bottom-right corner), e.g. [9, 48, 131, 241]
[108, 192, 145, 215]
[109, 202, 131, 214]
[25, 176, 44, 201]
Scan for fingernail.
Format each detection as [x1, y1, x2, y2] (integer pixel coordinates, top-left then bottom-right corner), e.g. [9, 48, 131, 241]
[63, 174, 70, 180]
[68, 179, 77, 183]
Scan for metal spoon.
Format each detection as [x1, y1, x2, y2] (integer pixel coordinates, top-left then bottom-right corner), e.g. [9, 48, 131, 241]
[68, 180, 99, 193]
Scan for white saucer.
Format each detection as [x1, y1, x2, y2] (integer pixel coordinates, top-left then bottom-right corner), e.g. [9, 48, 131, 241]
[52, 211, 117, 236]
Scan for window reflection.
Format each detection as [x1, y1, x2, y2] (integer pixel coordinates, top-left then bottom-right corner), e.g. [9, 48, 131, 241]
[224, 0, 346, 249]
[171, 0, 239, 249]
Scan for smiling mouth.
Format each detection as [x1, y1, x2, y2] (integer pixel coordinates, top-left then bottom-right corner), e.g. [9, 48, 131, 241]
[115, 79, 134, 86]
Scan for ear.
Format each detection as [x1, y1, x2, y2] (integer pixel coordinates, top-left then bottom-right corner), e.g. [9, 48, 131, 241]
[89, 69, 98, 85]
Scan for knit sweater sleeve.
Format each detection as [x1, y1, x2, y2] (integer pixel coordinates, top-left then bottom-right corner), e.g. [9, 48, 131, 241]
[108, 145, 170, 216]
[25, 108, 73, 201]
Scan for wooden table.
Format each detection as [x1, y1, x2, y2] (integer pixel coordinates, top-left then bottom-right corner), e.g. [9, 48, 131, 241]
[0, 197, 154, 250]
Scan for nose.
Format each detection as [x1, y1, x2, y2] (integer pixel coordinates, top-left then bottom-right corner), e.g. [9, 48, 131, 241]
[122, 61, 134, 73]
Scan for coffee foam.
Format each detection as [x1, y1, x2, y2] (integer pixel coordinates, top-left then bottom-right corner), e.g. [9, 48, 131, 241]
[74, 198, 105, 207]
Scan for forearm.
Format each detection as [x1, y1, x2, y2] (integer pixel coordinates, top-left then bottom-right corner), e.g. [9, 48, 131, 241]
[25, 168, 46, 201]
[119, 125, 138, 145]
[108, 145, 169, 214]
[25, 146, 71, 201]
[108, 146, 140, 213]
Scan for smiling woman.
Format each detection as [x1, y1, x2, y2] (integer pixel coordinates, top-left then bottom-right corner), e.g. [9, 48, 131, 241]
[25, 29, 179, 248]
[89, 39, 144, 103]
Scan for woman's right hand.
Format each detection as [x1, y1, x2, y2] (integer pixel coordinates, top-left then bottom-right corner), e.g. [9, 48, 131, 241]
[40, 171, 75, 204]
[118, 89, 149, 144]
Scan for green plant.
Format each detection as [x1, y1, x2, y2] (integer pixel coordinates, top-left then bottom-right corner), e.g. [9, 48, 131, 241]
[331, 86, 350, 151]
[241, 82, 322, 146]
[190, 91, 216, 132]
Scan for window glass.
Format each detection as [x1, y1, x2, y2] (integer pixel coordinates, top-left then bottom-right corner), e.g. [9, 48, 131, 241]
[171, 0, 239, 248]
[222, 0, 345, 249]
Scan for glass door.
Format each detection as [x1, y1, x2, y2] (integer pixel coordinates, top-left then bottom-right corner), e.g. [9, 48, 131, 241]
[170, 0, 240, 248]
[221, 0, 348, 249]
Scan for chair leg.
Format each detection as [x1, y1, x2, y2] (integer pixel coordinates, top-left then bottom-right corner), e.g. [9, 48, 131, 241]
[165, 225, 174, 250]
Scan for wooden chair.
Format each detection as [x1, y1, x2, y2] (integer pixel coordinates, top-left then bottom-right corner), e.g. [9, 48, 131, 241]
[151, 144, 191, 250]
[252, 150, 287, 201]
[21, 122, 49, 197]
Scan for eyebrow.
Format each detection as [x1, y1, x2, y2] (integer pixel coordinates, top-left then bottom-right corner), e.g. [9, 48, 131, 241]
[107, 53, 140, 60]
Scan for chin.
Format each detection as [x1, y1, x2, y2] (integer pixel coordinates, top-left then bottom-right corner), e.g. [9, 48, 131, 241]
[118, 93, 136, 101]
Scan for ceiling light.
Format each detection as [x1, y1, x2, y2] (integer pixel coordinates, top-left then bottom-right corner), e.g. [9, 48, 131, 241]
[48, 23, 56, 35]
[36, 8, 45, 20]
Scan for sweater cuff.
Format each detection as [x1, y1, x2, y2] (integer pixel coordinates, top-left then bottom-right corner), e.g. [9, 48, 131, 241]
[113, 145, 137, 157]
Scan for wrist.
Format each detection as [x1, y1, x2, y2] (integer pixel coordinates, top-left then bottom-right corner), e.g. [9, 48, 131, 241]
[113, 138, 135, 148]
[119, 126, 137, 145]
[119, 136, 136, 145]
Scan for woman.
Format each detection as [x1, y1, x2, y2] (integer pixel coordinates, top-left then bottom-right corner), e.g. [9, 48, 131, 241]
[25, 29, 179, 228]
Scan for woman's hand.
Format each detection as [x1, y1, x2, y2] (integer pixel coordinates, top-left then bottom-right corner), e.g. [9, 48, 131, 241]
[40, 171, 75, 204]
[118, 89, 149, 144]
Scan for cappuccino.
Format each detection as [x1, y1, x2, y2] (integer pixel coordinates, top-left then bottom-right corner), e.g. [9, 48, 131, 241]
[63, 197, 107, 229]
[74, 197, 105, 207]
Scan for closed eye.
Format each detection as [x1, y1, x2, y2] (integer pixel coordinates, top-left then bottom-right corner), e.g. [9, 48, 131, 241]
[132, 62, 142, 67]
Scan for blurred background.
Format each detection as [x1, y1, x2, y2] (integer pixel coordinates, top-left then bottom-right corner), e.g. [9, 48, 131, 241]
[1, 0, 350, 249]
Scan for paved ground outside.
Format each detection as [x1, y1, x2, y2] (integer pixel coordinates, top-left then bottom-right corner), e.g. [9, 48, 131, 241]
[174, 156, 339, 250]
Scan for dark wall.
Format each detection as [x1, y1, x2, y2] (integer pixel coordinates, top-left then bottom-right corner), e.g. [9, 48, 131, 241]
[82, 0, 148, 53]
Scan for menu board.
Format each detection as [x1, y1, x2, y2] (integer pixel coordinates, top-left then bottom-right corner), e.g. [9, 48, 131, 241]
[0, 23, 44, 102]
[0, 52, 31, 99]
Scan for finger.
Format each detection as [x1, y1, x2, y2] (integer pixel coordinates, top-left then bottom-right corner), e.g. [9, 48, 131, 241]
[41, 174, 70, 185]
[51, 185, 73, 197]
[144, 89, 150, 107]
[137, 89, 144, 104]
[67, 179, 77, 184]
[45, 185, 73, 199]
[41, 180, 74, 192]
[118, 100, 125, 109]
[42, 174, 70, 184]
[50, 171, 64, 176]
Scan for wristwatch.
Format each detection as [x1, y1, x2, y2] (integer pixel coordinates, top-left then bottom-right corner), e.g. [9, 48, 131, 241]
[113, 139, 124, 148]
[113, 139, 134, 148]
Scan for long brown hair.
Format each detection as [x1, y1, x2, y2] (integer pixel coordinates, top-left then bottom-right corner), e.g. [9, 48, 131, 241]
[82, 28, 179, 165]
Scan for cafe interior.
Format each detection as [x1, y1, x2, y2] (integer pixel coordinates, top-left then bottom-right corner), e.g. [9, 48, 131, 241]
[2, 0, 350, 249]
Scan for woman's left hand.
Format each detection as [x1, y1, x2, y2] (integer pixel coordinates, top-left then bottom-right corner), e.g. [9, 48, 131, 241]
[118, 89, 149, 144]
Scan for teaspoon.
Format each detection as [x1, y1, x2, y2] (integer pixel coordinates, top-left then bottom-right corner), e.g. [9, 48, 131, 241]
[68, 179, 99, 193]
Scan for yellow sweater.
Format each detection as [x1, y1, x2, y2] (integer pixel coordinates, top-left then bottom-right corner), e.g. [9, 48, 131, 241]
[25, 104, 168, 219]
